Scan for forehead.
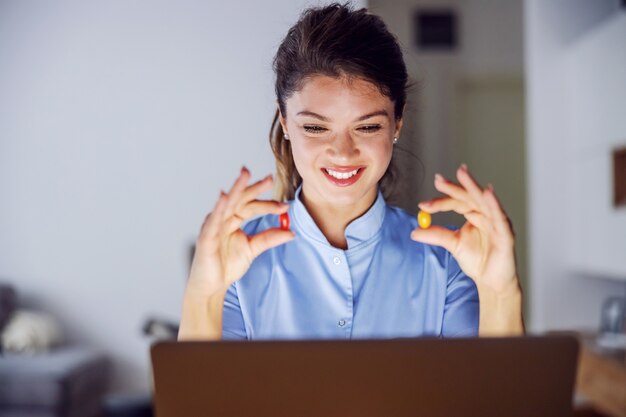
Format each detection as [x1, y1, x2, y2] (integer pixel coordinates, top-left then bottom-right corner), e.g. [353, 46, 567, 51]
[286, 75, 393, 117]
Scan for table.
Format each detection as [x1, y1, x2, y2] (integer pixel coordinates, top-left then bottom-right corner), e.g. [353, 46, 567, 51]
[575, 333, 626, 417]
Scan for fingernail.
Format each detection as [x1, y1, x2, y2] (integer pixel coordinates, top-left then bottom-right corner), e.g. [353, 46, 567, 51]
[241, 166, 249, 174]
[434, 173, 444, 182]
[418, 201, 431, 208]
[488, 183, 494, 192]
[460, 163, 468, 171]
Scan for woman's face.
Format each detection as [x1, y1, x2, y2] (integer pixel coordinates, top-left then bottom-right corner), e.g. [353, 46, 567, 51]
[280, 75, 402, 209]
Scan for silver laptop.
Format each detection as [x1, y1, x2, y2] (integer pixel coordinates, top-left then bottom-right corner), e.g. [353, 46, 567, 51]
[151, 335, 578, 417]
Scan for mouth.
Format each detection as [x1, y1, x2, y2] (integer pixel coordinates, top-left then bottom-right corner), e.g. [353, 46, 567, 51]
[321, 166, 366, 187]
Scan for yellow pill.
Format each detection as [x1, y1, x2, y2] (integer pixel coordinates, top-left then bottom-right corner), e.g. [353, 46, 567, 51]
[417, 210, 432, 229]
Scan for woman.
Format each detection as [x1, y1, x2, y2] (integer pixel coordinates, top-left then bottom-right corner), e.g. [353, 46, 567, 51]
[178, 4, 524, 341]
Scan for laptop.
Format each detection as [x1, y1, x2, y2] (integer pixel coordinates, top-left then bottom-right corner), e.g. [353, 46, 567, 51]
[151, 335, 579, 417]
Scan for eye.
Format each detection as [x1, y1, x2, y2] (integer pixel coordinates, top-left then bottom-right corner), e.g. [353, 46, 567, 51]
[303, 125, 328, 134]
[358, 124, 382, 133]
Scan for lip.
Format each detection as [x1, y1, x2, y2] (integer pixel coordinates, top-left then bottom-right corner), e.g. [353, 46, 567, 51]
[321, 166, 366, 187]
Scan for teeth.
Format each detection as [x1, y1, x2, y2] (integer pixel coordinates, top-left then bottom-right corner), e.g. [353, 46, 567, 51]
[325, 168, 359, 179]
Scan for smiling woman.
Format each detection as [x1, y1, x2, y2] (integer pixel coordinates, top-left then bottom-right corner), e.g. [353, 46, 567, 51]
[278, 76, 399, 245]
[178, 3, 524, 342]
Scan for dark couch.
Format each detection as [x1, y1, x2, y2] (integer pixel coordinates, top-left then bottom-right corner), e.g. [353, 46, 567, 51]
[0, 283, 109, 417]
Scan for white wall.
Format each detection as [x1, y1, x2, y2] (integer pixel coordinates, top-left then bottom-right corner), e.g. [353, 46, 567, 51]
[369, 0, 529, 315]
[525, 0, 626, 332]
[369, 0, 524, 205]
[0, 0, 363, 394]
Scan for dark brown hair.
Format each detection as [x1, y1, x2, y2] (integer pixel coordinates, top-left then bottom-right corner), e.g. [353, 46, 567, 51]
[270, 3, 409, 201]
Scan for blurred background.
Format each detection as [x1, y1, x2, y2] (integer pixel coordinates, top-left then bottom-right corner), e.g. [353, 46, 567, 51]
[0, 0, 625, 414]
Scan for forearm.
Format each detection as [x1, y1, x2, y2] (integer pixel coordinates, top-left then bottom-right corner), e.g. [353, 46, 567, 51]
[177, 288, 227, 341]
[477, 279, 525, 337]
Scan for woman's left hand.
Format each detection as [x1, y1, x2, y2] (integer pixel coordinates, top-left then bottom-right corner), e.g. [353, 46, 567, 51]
[410, 164, 519, 295]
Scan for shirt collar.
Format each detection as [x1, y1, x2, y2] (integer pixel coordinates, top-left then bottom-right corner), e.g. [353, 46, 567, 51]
[291, 185, 386, 249]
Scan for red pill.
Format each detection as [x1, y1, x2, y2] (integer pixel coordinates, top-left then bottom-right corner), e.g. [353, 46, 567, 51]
[279, 212, 290, 230]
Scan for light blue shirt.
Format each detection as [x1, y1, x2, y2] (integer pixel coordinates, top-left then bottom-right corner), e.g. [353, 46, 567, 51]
[223, 187, 479, 340]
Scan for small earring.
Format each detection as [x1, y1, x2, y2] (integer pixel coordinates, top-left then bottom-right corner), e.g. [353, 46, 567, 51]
[393, 137, 398, 144]
[283, 134, 290, 140]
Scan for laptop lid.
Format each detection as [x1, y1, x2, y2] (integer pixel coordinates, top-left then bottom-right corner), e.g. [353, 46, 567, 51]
[151, 335, 578, 417]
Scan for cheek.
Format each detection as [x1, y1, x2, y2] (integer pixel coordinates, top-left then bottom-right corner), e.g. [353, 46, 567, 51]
[289, 139, 317, 173]
[363, 140, 394, 164]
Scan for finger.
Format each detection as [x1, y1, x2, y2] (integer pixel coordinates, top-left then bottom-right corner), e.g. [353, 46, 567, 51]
[223, 167, 252, 218]
[225, 200, 289, 234]
[434, 174, 475, 209]
[249, 229, 295, 258]
[484, 186, 515, 245]
[456, 164, 490, 214]
[199, 191, 228, 243]
[235, 174, 275, 214]
[418, 197, 472, 215]
[463, 211, 491, 231]
[224, 213, 246, 236]
[410, 226, 459, 254]
[239, 200, 289, 219]
[416, 197, 491, 234]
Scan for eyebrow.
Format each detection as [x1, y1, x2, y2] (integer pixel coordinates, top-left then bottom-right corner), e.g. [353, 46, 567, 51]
[295, 110, 389, 122]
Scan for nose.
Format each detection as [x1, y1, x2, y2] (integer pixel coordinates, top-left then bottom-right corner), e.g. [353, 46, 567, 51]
[327, 131, 359, 161]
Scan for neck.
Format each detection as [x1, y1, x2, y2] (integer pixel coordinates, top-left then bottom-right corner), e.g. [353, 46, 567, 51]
[300, 186, 378, 250]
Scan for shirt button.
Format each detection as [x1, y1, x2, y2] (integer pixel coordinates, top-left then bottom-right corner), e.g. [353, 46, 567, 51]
[333, 256, 341, 265]
[338, 319, 346, 327]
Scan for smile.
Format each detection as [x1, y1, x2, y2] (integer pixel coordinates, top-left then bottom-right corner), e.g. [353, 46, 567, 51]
[325, 168, 359, 179]
[321, 166, 366, 187]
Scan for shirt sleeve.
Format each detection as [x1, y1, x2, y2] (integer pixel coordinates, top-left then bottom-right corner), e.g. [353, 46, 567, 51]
[441, 251, 480, 337]
[222, 282, 248, 340]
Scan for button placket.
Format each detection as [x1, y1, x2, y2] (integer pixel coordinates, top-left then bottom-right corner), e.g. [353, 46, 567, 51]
[328, 250, 353, 336]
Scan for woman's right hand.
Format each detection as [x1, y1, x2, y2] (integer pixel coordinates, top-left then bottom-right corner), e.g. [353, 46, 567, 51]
[185, 167, 295, 298]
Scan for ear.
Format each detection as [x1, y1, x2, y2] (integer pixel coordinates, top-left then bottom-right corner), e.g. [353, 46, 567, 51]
[277, 102, 288, 135]
[394, 104, 406, 137]
[394, 117, 404, 138]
